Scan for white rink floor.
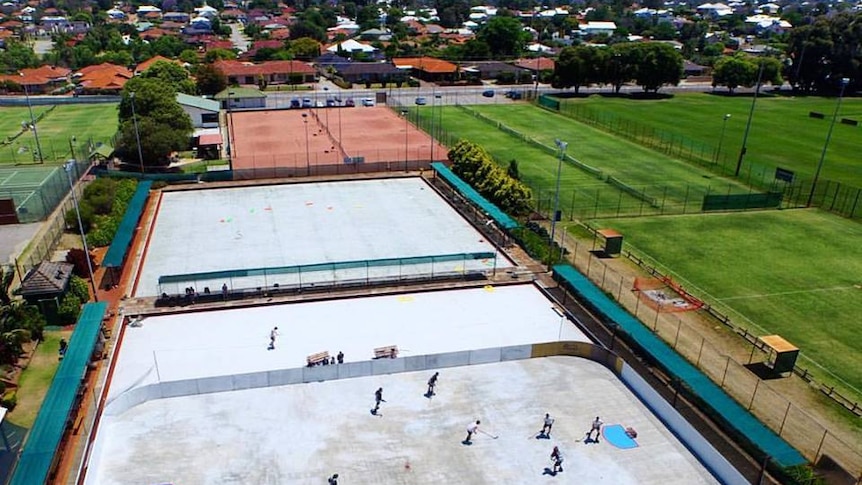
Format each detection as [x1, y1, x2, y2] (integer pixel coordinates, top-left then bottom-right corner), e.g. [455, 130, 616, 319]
[86, 357, 720, 485]
[107, 285, 588, 401]
[135, 178, 511, 297]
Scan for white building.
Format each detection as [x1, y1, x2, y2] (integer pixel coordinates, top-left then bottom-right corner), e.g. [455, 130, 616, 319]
[577, 21, 617, 36]
[176, 93, 220, 128]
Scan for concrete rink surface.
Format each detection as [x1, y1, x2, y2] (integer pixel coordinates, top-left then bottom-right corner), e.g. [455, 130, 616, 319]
[135, 177, 510, 297]
[107, 285, 589, 400]
[86, 357, 719, 485]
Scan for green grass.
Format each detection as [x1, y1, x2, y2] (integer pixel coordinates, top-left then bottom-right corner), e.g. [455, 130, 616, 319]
[0, 104, 118, 165]
[422, 106, 647, 218]
[428, 104, 756, 218]
[8, 329, 72, 428]
[559, 92, 862, 187]
[592, 209, 862, 400]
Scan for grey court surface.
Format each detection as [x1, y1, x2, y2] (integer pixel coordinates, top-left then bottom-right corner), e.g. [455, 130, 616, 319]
[85, 357, 720, 485]
[0, 222, 40, 264]
[106, 285, 589, 401]
[135, 178, 510, 297]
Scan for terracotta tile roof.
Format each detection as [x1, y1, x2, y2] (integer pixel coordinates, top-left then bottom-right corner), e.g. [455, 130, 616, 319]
[0, 65, 71, 86]
[136, 55, 182, 73]
[515, 57, 555, 71]
[393, 57, 457, 74]
[204, 39, 235, 51]
[77, 63, 133, 90]
[140, 27, 173, 39]
[214, 59, 315, 76]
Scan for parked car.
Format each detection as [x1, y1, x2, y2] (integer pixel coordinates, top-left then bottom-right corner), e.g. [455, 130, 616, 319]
[290, 98, 301, 108]
[345, 98, 355, 107]
[361, 98, 376, 107]
[505, 90, 523, 100]
[415, 97, 427, 105]
[301, 98, 313, 108]
[482, 90, 495, 98]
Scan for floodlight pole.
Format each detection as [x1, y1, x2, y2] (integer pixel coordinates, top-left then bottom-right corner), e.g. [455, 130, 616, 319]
[734, 63, 764, 177]
[129, 92, 145, 173]
[302, 112, 310, 176]
[401, 108, 409, 172]
[807, 78, 850, 207]
[548, 139, 567, 271]
[435, 93, 442, 155]
[20, 74, 44, 164]
[64, 160, 98, 302]
[323, 86, 330, 131]
[714, 114, 731, 164]
[430, 90, 436, 163]
[227, 90, 237, 163]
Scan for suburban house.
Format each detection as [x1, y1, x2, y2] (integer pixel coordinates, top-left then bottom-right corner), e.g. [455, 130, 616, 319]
[696, 3, 734, 18]
[336, 62, 404, 84]
[461, 61, 530, 82]
[75, 63, 133, 93]
[326, 39, 377, 57]
[0, 65, 71, 93]
[514, 57, 556, 74]
[393, 57, 458, 82]
[214, 86, 266, 109]
[135, 55, 183, 74]
[176, 93, 220, 128]
[214, 60, 316, 86]
[576, 21, 617, 36]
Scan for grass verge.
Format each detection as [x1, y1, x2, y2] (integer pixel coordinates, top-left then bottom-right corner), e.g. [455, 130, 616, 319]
[7, 329, 73, 428]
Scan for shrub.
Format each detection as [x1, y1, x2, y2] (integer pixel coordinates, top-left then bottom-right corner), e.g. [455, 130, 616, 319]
[68, 275, 91, 302]
[1, 390, 17, 410]
[58, 294, 82, 323]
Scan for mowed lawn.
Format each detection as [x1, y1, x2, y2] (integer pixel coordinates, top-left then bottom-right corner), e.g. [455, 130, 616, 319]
[0, 104, 118, 164]
[467, 104, 752, 201]
[559, 93, 862, 187]
[424, 106, 645, 217]
[8, 329, 73, 428]
[593, 209, 862, 397]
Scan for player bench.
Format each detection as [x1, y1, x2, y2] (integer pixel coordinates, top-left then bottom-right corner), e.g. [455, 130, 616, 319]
[373, 345, 398, 359]
[307, 351, 330, 366]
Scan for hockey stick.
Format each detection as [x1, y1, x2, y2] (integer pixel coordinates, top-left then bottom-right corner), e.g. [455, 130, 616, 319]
[479, 429, 499, 439]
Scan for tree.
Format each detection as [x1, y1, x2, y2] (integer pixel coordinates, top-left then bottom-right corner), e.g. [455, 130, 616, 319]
[712, 54, 757, 93]
[204, 48, 237, 63]
[477, 16, 530, 59]
[139, 60, 196, 94]
[288, 37, 322, 59]
[632, 43, 683, 92]
[195, 64, 228, 95]
[554, 45, 606, 93]
[117, 78, 193, 167]
[151, 36, 188, 58]
[786, 13, 860, 93]
[0, 41, 41, 71]
[357, 4, 380, 31]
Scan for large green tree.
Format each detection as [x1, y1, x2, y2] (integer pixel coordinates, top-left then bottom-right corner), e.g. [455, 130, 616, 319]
[117, 78, 192, 168]
[139, 60, 196, 94]
[632, 42, 683, 92]
[195, 64, 228, 95]
[477, 16, 530, 59]
[786, 12, 860, 93]
[554, 45, 607, 93]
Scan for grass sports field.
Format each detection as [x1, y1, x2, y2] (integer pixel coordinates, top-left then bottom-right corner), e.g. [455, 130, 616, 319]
[423, 98, 862, 404]
[426, 104, 754, 218]
[558, 93, 862, 187]
[0, 104, 118, 164]
[593, 210, 862, 400]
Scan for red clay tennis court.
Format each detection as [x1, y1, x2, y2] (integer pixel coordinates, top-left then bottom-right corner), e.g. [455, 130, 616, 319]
[229, 107, 447, 178]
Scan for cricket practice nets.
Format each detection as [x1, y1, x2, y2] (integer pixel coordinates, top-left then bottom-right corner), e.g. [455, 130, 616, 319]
[633, 275, 704, 312]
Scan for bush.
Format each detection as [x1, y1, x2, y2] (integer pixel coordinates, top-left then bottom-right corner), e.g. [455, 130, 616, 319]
[58, 294, 82, 323]
[68, 275, 91, 302]
[1, 390, 17, 410]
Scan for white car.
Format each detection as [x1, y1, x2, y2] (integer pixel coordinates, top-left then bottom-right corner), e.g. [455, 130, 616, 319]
[361, 98, 375, 107]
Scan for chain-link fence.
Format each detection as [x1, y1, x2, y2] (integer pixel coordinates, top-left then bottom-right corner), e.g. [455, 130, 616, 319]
[555, 102, 861, 220]
[561, 230, 862, 481]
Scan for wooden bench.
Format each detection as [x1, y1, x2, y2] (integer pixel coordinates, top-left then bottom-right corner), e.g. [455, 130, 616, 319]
[307, 351, 330, 366]
[373, 345, 398, 359]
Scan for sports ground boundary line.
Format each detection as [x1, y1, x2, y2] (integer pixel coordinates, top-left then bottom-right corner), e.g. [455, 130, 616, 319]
[716, 286, 859, 301]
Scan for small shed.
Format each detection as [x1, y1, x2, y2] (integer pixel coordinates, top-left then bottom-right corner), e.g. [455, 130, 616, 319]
[214, 87, 267, 109]
[16, 261, 74, 325]
[758, 335, 799, 377]
[595, 229, 623, 257]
